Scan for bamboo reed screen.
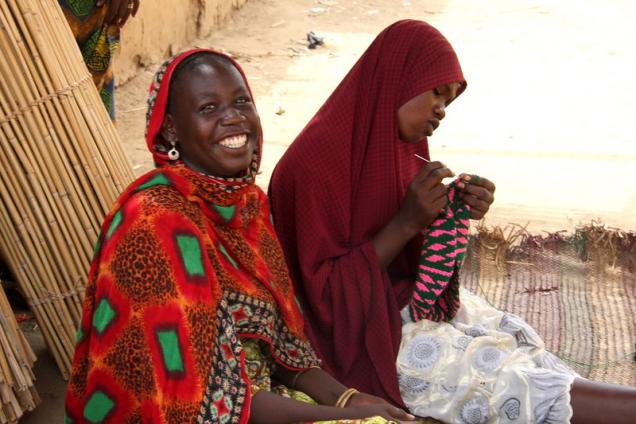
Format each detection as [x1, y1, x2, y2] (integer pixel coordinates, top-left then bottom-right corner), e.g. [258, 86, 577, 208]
[0, 283, 39, 423]
[0, 0, 134, 379]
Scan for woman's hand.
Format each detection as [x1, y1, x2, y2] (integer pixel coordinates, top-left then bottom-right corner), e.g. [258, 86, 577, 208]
[348, 392, 415, 421]
[373, 161, 454, 268]
[350, 401, 416, 421]
[100, 0, 140, 27]
[347, 392, 388, 407]
[456, 174, 495, 220]
[396, 161, 454, 235]
[249, 390, 416, 423]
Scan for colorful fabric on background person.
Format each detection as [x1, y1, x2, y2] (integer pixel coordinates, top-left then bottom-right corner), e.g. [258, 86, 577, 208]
[268, 20, 466, 406]
[65, 49, 319, 424]
[58, 0, 119, 119]
[409, 182, 470, 323]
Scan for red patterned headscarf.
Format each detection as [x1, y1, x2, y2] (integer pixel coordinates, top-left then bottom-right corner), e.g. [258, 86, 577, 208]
[269, 20, 466, 406]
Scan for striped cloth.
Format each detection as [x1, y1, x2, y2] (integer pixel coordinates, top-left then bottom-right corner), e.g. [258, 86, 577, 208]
[409, 182, 470, 322]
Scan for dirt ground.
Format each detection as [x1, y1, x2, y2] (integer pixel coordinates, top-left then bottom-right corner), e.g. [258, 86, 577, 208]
[19, 0, 636, 421]
[114, 0, 636, 234]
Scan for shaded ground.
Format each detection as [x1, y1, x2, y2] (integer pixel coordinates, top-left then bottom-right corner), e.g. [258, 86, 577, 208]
[20, 0, 636, 421]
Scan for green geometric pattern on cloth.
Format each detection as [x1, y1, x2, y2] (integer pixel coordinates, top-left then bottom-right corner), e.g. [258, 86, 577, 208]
[213, 204, 236, 222]
[135, 173, 171, 192]
[156, 329, 185, 373]
[81, 26, 111, 73]
[83, 390, 114, 423]
[92, 234, 102, 256]
[176, 235, 205, 277]
[218, 243, 239, 269]
[75, 327, 84, 344]
[99, 84, 114, 119]
[59, 0, 96, 19]
[105, 210, 122, 239]
[92, 298, 116, 335]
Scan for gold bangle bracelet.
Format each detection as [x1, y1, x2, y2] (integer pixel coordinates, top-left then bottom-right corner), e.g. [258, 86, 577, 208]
[335, 388, 359, 408]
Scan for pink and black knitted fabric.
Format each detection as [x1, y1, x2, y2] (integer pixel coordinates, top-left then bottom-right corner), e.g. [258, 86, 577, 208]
[409, 181, 470, 322]
[269, 20, 466, 406]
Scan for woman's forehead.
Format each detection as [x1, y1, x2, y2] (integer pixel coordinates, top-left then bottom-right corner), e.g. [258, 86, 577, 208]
[173, 58, 246, 93]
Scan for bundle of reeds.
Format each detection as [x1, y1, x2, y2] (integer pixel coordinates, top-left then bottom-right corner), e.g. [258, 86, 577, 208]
[0, 0, 134, 378]
[0, 283, 39, 423]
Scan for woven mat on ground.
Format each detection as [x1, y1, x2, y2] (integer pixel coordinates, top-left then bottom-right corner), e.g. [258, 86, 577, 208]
[416, 223, 636, 424]
[461, 223, 636, 385]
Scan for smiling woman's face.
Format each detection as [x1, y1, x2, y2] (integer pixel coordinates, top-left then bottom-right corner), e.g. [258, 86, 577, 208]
[397, 82, 462, 143]
[163, 56, 260, 177]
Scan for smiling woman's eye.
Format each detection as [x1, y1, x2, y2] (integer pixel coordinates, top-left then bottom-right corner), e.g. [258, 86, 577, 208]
[200, 104, 216, 113]
[236, 96, 252, 105]
[433, 88, 441, 96]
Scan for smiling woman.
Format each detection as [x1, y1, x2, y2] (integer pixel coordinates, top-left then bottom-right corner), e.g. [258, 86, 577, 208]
[63, 49, 416, 423]
[160, 54, 259, 177]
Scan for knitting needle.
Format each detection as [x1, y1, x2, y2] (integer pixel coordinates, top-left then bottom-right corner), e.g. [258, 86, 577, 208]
[414, 154, 460, 183]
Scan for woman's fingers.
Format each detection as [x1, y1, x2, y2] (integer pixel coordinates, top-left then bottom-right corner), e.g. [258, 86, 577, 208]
[461, 192, 490, 209]
[428, 183, 448, 201]
[462, 196, 490, 219]
[388, 405, 416, 421]
[131, 0, 140, 16]
[413, 161, 454, 187]
[421, 184, 448, 214]
[468, 207, 485, 219]
[460, 174, 496, 193]
[423, 166, 454, 190]
[460, 184, 494, 205]
[116, 0, 135, 27]
[105, 0, 124, 24]
[105, 0, 139, 26]
[457, 174, 495, 219]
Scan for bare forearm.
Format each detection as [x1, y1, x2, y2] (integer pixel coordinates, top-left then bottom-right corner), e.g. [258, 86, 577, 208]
[248, 391, 367, 424]
[274, 367, 346, 406]
[372, 215, 422, 269]
[373, 161, 455, 268]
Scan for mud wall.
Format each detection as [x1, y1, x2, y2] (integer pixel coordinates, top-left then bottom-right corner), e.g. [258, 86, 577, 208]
[114, 0, 250, 83]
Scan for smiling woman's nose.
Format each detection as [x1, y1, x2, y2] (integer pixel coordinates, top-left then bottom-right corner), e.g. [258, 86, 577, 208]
[222, 107, 246, 124]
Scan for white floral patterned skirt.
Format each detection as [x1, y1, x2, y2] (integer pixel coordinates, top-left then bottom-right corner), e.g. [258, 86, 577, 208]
[397, 288, 578, 424]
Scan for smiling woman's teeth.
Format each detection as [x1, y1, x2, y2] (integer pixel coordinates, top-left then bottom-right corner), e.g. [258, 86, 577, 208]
[219, 134, 247, 149]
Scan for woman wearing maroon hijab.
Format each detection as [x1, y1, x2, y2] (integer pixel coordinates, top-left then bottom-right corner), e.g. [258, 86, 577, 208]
[270, 20, 636, 423]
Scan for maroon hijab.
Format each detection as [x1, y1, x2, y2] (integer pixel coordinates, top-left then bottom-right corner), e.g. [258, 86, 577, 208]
[268, 20, 466, 406]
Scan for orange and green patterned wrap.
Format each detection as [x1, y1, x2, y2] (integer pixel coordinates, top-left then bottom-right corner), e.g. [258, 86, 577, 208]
[58, 0, 118, 119]
[64, 164, 320, 423]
